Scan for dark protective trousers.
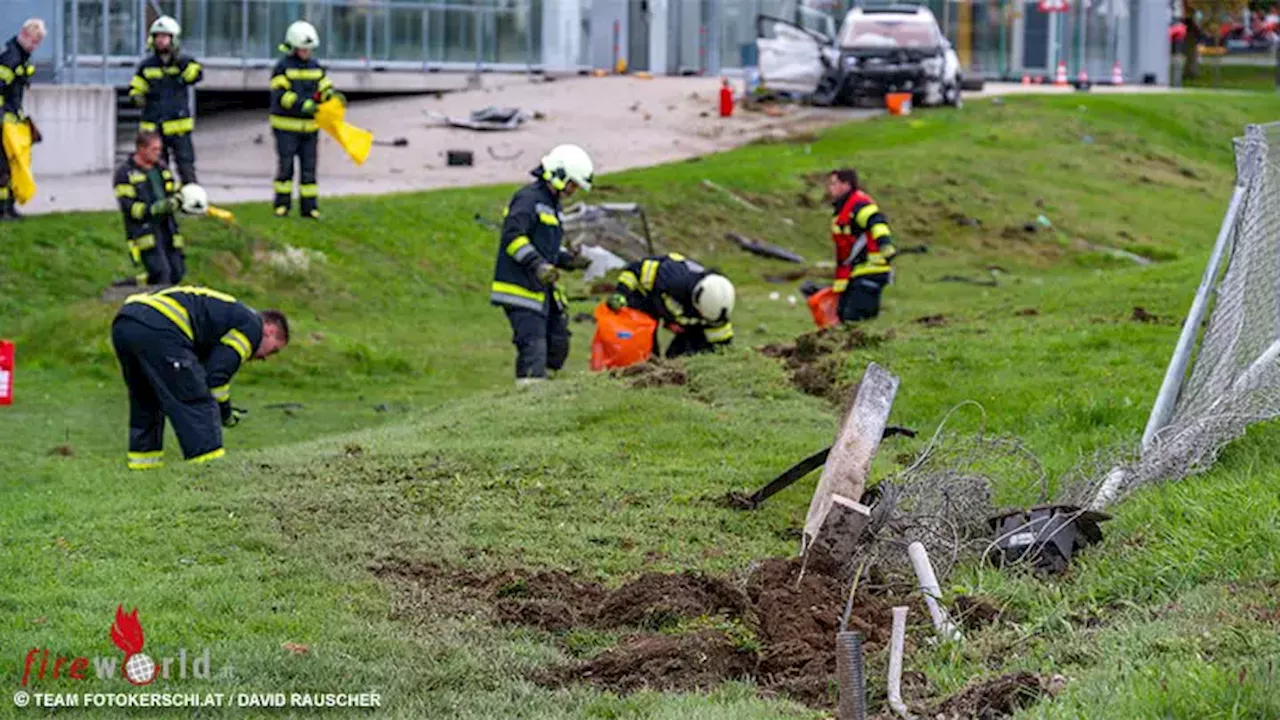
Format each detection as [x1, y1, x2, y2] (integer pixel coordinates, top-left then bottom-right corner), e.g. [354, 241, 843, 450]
[111, 316, 224, 467]
[504, 300, 570, 379]
[132, 235, 186, 287]
[161, 131, 198, 185]
[837, 274, 890, 323]
[273, 129, 319, 215]
[0, 146, 12, 217]
[665, 328, 720, 359]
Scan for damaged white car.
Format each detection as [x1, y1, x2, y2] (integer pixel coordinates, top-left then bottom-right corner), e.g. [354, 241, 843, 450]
[756, 5, 968, 108]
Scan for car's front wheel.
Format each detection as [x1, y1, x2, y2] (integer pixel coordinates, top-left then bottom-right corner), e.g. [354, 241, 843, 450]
[944, 81, 962, 108]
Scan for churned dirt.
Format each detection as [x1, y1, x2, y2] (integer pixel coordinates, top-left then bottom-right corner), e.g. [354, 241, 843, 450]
[543, 631, 758, 694]
[616, 360, 689, 389]
[926, 672, 1062, 720]
[758, 326, 888, 402]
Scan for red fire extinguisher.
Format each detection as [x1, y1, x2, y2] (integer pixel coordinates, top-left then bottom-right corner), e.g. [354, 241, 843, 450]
[719, 78, 734, 117]
[0, 340, 13, 406]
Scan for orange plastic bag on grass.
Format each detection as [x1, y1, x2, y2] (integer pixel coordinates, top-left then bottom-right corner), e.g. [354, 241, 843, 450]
[590, 302, 658, 371]
[807, 287, 840, 329]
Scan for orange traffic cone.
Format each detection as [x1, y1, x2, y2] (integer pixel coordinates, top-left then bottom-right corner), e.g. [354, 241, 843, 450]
[1021, 74, 1031, 85]
[1077, 68, 1089, 84]
[1053, 61, 1068, 87]
[1111, 61, 1123, 85]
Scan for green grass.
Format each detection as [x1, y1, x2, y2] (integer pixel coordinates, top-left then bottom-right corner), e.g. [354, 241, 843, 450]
[1184, 61, 1280, 91]
[3, 93, 1280, 718]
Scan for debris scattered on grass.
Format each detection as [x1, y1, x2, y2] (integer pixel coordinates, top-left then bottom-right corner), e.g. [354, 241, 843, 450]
[616, 361, 688, 389]
[757, 326, 887, 402]
[763, 268, 810, 284]
[47, 445, 74, 457]
[1131, 306, 1159, 323]
[702, 179, 764, 213]
[343, 443, 364, 458]
[926, 672, 1063, 720]
[572, 312, 595, 324]
[952, 595, 1005, 630]
[915, 314, 947, 328]
[281, 642, 309, 655]
[1015, 308, 1040, 317]
[726, 231, 806, 264]
[544, 631, 756, 694]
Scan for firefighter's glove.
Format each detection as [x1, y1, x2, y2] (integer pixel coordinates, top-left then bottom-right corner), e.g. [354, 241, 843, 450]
[300, 99, 317, 116]
[606, 293, 628, 312]
[535, 262, 560, 286]
[149, 196, 179, 216]
[220, 402, 248, 428]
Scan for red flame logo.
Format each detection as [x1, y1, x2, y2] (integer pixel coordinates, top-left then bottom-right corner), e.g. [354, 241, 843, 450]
[110, 605, 145, 656]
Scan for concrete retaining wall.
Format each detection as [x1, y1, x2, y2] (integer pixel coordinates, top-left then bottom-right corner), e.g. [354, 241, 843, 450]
[24, 85, 115, 177]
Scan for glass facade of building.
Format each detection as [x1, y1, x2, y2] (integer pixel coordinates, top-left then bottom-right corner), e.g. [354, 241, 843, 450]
[31, 0, 1163, 83]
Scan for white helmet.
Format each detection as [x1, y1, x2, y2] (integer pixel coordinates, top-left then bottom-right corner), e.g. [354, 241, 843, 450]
[540, 144, 594, 192]
[178, 184, 209, 215]
[693, 274, 735, 323]
[285, 20, 320, 51]
[148, 16, 180, 45]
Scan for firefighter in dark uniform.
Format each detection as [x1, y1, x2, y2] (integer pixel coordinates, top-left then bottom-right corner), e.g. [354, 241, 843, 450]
[269, 20, 342, 219]
[0, 18, 44, 221]
[111, 285, 290, 469]
[491, 144, 595, 386]
[112, 132, 186, 286]
[128, 16, 202, 185]
[607, 253, 736, 359]
[826, 167, 897, 322]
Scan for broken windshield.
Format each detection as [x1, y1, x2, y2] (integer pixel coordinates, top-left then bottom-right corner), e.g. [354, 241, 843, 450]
[840, 16, 943, 49]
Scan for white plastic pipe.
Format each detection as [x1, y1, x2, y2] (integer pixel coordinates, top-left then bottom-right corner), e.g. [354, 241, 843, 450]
[887, 606, 913, 720]
[907, 542, 963, 643]
[1090, 465, 1128, 511]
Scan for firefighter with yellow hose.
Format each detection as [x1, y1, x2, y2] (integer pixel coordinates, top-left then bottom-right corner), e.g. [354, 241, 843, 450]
[0, 18, 45, 221]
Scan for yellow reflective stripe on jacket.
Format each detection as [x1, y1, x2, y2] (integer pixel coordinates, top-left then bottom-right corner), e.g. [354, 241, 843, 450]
[269, 115, 318, 132]
[299, 184, 318, 198]
[188, 448, 226, 464]
[832, 278, 849, 292]
[270, 74, 291, 91]
[537, 212, 560, 227]
[134, 234, 156, 250]
[161, 117, 194, 135]
[854, 204, 880, 228]
[851, 263, 893, 277]
[491, 281, 545, 302]
[506, 236, 535, 262]
[115, 184, 137, 199]
[129, 75, 149, 94]
[158, 285, 238, 303]
[210, 384, 231, 402]
[128, 171, 146, 184]
[639, 260, 660, 291]
[317, 76, 333, 93]
[139, 121, 157, 132]
[142, 66, 165, 79]
[668, 252, 686, 261]
[284, 68, 324, 80]
[869, 223, 891, 240]
[617, 271, 639, 290]
[130, 202, 147, 220]
[125, 293, 194, 340]
[280, 91, 298, 109]
[172, 234, 185, 249]
[0, 65, 13, 84]
[181, 62, 202, 83]
[221, 329, 252, 362]
[704, 323, 734, 343]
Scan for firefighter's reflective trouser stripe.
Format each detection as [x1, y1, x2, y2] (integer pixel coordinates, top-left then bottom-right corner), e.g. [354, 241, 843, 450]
[111, 315, 225, 468]
[273, 128, 319, 216]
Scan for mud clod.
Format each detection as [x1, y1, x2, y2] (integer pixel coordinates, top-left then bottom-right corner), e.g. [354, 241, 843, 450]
[953, 595, 1005, 630]
[915, 314, 947, 328]
[616, 361, 688, 389]
[1131, 306, 1159, 324]
[545, 630, 757, 694]
[928, 672, 1060, 720]
[598, 573, 750, 630]
[757, 326, 888, 403]
[1015, 308, 1040, 317]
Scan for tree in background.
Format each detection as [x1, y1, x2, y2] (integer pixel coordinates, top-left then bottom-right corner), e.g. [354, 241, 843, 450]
[1182, 0, 1247, 77]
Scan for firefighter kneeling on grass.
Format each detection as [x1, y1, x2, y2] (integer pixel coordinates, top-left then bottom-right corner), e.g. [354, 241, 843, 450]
[827, 167, 897, 322]
[111, 286, 289, 469]
[607, 253, 736, 358]
[491, 144, 594, 387]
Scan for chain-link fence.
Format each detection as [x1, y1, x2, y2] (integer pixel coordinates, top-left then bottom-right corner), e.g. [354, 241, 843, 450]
[1097, 122, 1280, 508]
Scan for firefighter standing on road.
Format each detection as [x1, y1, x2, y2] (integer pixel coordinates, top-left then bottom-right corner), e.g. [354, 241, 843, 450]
[111, 285, 290, 469]
[826, 167, 897, 322]
[607, 253, 735, 358]
[270, 20, 342, 219]
[0, 18, 45, 221]
[112, 132, 187, 287]
[491, 144, 594, 386]
[129, 16, 203, 186]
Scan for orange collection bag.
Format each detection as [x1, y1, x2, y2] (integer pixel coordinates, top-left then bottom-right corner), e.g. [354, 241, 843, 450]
[807, 287, 840, 329]
[590, 302, 658, 371]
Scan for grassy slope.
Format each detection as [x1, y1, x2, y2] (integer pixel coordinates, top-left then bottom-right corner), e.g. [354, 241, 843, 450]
[2, 93, 1280, 719]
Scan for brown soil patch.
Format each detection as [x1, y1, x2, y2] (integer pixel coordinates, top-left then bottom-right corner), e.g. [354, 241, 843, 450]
[1131, 306, 1160, 324]
[616, 361, 688, 389]
[598, 573, 751, 630]
[757, 326, 888, 403]
[915, 314, 947, 328]
[927, 672, 1060, 720]
[953, 595, 1005, 631]
[1015, 308, 1040, 317]
[543, 630, 757, 694]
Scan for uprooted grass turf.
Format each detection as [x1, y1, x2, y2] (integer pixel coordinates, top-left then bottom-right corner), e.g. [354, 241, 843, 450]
[2, 92, 1279, 718]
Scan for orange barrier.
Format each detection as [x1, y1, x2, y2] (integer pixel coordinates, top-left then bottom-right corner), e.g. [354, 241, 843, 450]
[885, 92, 912, 116]
[590, 302, 658, 371]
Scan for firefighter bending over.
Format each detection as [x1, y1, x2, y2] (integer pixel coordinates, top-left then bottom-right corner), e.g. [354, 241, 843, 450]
[270, 20, 343, 219]
[826, 167, 897, 322]
[490, 144, 594, 386]
[111, 286, 289, 469]
[129, 16, 203, 185]
[607, 253, 736, 359]
[112, 132, 186, 287]
[0, 18, 44, 221]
